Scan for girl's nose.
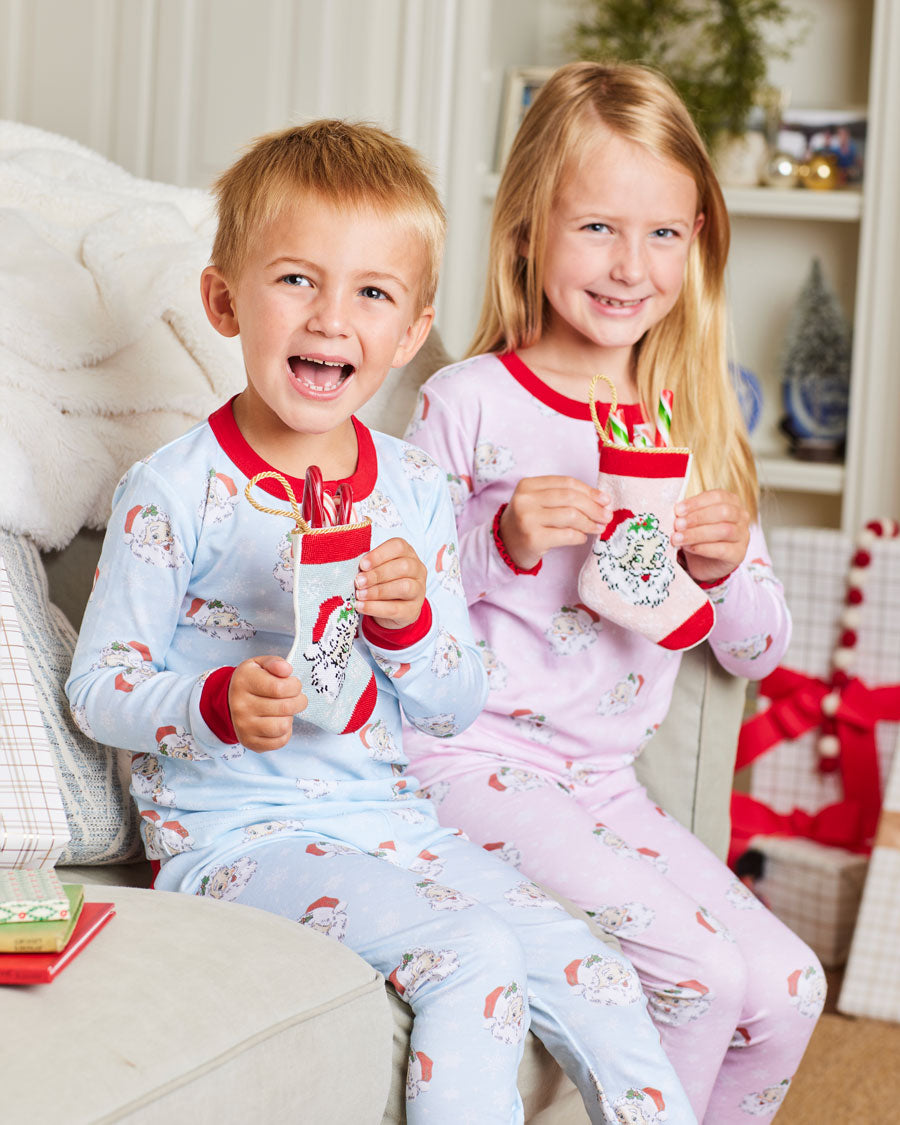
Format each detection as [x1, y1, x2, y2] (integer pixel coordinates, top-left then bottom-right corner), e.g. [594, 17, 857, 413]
[609, 238, 646, 286]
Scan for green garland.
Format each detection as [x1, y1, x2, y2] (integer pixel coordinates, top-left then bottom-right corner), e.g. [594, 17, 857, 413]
[571, 0, 806, 141]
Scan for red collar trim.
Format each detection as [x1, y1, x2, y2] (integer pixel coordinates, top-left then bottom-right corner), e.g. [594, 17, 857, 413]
[497, 352, 645, 425]
[207, 397, 378, 502]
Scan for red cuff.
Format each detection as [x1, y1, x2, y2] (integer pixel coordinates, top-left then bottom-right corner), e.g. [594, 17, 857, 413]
[199, 666, 239, 744]
[493, 504, 542, 576]
[362, 599, 433, 651]
[696, 567, 738, 590]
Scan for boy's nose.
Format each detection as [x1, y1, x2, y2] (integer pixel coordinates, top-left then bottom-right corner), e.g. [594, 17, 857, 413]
[307, 291, 350, 336]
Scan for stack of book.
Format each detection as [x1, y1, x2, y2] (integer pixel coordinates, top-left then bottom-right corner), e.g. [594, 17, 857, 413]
[0, 868, 114, 984]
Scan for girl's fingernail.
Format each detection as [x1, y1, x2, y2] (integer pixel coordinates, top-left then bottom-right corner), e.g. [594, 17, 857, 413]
[672, 533, 683, 545]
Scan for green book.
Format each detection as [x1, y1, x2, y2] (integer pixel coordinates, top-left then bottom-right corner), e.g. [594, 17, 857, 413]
[0, 885, 84, 953]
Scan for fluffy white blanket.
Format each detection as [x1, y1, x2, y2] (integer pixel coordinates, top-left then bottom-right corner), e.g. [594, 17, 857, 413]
[0, 121, 245, 550]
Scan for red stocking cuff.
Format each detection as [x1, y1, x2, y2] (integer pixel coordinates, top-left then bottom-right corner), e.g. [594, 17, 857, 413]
[362, 600, 433, 651]
[493, 504, 542, 576]
[199, 666, 239, 744]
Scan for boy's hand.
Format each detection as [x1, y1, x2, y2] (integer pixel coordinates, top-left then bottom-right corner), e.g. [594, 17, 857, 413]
[672, 490, 750, 585]
[228, 655, 307, 753]
[355, 538, 427, 630]
[500, 476, 611, 571]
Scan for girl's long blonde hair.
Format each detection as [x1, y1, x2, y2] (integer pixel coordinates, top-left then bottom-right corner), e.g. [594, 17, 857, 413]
[470, 61, 757, 517]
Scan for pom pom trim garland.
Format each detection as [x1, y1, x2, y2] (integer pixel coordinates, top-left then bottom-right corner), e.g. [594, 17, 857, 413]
[817, 518, 900, 766]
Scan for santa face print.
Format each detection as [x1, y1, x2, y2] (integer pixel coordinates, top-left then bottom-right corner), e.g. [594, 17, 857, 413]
[205, 196, 433, 471]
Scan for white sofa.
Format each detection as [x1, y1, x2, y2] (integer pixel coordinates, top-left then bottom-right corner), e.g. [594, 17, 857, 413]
[0, 122, 746, 1122]
[1, 342, 746, 1122]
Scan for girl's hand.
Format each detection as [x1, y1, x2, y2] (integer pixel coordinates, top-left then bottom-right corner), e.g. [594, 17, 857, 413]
[499, 476, 612, 571]
[355, 537, 427, 630]
[672, 490, 750, 584]
[229, 655, 307, 753]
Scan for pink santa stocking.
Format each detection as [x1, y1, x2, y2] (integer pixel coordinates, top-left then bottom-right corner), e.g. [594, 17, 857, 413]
[577, 377, 714, 651]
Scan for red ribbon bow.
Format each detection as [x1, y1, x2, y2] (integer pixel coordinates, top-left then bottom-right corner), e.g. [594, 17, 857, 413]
[732, 666, 900, 860]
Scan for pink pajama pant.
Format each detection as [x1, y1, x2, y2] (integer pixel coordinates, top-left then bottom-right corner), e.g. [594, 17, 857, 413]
[416, 756, 825, 1122]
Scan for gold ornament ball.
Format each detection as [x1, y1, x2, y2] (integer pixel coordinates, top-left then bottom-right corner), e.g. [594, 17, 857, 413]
[763, 151, 800, 189]
[799, 152, 839, 191]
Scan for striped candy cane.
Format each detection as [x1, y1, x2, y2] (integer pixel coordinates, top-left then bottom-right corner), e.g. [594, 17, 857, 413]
[655, 389, 674, 448]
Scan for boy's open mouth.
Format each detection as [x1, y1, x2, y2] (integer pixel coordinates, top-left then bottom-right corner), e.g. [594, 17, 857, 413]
[288, 355, 356, 395]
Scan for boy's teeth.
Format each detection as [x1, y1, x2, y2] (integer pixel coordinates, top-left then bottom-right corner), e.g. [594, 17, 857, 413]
[289, 355, 352, 391]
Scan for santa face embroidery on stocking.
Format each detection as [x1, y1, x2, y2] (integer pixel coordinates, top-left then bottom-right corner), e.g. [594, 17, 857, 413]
[590, 511, 674, 608]
[303, 594, 357, 700]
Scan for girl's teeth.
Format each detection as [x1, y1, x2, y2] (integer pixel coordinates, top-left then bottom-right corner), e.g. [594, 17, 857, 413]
[601, 297, 640, 307]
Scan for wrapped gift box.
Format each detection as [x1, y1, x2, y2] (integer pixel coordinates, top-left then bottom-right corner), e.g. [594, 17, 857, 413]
[0, 554, 70, 868]
[751, 527, 900, 819]
[839, 736, 900, 1021]
[750, 834, 868, 968]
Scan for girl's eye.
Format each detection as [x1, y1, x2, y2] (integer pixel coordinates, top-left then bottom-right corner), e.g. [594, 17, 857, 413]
[361, 286, 389, 301]
[281, 274, 311, 286]
[651, 228, 678, 240]
[583, 222, 611, 234]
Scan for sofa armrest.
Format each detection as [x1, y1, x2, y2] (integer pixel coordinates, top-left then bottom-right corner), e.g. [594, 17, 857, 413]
[634, 644, 746, 861]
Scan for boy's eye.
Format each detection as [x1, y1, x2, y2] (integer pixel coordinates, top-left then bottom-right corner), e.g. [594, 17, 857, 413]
[281, 274, 312, 286]
[361, 286, 389, 301]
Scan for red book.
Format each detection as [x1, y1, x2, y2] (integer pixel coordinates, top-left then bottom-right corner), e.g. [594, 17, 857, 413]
[0, 902, 115, 984]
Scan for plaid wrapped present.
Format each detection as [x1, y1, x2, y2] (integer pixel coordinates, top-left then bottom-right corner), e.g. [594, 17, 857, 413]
[839, 734, 900, 1021]
[747, 526, 900, 834]
[750, 835, 868, 968]
[0, 554, 70, 868]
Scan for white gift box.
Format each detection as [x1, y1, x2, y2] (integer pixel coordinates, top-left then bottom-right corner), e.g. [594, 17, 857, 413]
[750, 834, 868, 968]
[0, 554, 70, 868]
[839, 736, 900, 1021]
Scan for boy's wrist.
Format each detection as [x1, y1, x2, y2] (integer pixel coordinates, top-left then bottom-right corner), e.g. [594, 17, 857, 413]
[361, 599, 433, 651]
[199, 666, 240, 744]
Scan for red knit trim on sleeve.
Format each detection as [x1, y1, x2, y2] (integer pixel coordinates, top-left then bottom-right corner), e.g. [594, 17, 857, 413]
[493, 504, 542, 576]
[696, 567, 738, 589]
[199, 666, 239, 745]
[362, 599, 433, 651]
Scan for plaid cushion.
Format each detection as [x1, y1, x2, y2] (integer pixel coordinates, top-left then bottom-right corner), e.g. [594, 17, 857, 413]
[0, 529, 140, 865]
[0, 551, 70, 866]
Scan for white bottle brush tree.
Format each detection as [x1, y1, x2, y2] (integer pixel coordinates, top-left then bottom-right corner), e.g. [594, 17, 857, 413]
[780, 257, 852, 452]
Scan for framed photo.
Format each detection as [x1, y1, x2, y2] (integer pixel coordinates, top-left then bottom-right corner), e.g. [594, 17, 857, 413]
[777, 108, 867, 187]
[496, 66, 555, 171]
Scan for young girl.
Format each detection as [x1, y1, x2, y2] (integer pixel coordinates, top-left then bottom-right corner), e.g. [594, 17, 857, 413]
[405, 62, 825, 1122]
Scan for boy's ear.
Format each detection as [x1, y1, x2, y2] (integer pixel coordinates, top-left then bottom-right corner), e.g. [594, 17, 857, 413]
[391, 306, 436, 370]
[200, 266, 240, 338]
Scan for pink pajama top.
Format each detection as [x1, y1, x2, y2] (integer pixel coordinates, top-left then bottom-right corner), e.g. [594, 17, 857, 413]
[403, 352, 791, 787]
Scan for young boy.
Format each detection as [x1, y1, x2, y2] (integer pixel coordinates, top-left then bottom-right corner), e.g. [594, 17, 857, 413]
[66, 121, 695, 1124]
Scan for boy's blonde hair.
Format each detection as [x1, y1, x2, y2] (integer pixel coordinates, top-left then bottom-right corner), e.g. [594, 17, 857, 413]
[211, 119, 446, 310]
[471, 62, 757, 517]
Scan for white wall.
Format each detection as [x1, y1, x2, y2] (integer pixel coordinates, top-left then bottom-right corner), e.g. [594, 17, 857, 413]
[0, 0, 565, 356]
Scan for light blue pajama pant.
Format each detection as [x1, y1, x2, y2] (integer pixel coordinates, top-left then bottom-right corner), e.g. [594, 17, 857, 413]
[189, 823, 696, 1125]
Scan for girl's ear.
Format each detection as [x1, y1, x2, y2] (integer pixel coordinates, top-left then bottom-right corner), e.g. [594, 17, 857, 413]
[200, 266, 240, 337]
[692, 212, 706, 240]
[391, 306, 436, 370]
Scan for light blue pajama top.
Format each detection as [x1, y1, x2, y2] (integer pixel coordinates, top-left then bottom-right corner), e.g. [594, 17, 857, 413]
[66, 400, 487, 893]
